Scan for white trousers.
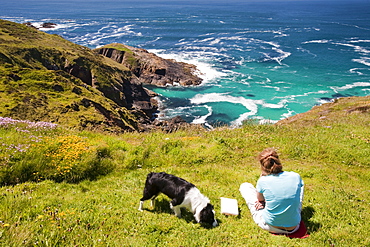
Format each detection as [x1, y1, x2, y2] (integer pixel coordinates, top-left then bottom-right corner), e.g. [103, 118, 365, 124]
[239, 182, 300, 234]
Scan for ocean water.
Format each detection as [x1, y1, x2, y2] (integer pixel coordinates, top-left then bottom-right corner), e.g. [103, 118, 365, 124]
[2, 0, 370, 127]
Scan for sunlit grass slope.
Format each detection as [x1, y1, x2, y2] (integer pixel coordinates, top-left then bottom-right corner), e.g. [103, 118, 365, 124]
[0, 19, 140, 132]
[0, 96, 369, 246]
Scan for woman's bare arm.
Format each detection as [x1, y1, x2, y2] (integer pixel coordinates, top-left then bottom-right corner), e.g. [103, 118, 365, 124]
[256, 192, 266, 210]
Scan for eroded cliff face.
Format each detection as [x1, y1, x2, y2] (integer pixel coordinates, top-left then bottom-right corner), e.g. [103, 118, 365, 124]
[94, 44, 203, 87]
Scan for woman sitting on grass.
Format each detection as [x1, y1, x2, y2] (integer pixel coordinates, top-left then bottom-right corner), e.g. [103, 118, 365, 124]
[239, 148, 304, 234]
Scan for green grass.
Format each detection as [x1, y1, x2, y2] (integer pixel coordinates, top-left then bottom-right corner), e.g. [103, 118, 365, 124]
[1, 95, 370, 246]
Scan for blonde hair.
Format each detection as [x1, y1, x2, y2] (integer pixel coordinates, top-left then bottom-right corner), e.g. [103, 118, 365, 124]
[258, 148, 283, 175]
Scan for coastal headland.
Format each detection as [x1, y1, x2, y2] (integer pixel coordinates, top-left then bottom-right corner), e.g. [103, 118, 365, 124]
[0, 19, 203, 132]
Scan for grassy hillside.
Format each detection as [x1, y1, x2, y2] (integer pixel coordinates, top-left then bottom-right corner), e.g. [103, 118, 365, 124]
[0, 19, 155, 132]
[0, 96, 369, 246]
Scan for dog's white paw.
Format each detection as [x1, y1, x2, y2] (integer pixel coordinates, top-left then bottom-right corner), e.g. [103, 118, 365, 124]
[138, 201, 144, 211]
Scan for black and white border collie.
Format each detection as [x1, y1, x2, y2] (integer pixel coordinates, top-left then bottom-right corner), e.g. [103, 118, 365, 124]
[138, 172, 217, 227]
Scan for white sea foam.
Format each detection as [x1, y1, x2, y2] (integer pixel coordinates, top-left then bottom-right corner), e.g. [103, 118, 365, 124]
[189, 93, 287, 126]
[237, 29, 287, 37]
[274, 47, 291, 63]
[70, 23, 142, 47]
[222, 36, 248, 42]
[209, 38, 221, 45]
[262, 85, 281, 91]
[302, 39, 330, 44]
[190, 93, 260, 121]
[317, 98, 333, 105]
[304, 39, 370, 55]
[141, 37, 162, 46]
[260, 47, 291, 65]
[264, 41, 280, 48]
[191, 105, 214, 129]
[197, 37, 214, 43]
[334, 42, 370, 54]
[352, 57, 370, 67]
[330, 82, 370, 93]
[250, 38, 281, 48]
[182, 46, 225, 53]
[263, 100, 288, 109]
[339, 22, 370, 31]
[281, 110, 295, 119]
[297, 47, 317, 58]
[273, 90, 329, 102]
[350, 68, 365, 75]
[148, 50, 227, 83]
[350, 39, 370, 43]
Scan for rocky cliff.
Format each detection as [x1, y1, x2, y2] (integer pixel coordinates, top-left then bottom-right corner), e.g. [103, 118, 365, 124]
[94, 43, 203, 87]
[0, 20, 200, 132]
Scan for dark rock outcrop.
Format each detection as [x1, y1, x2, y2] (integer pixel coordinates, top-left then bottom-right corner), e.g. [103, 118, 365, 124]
[22, 22, 57, 29]
[41, 22, 57, 28]
[22, 22, 38, 29]
[95, 44, 203, 87]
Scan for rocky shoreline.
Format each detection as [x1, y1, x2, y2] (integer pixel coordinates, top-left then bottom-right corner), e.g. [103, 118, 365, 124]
[93, 43, 204, 131]
[92, 43, 204, 131]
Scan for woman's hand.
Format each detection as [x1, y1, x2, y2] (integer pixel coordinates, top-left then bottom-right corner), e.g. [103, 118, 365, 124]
[255, 200, 265, 210]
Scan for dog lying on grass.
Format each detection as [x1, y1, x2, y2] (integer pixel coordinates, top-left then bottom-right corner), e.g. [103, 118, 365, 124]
[138, 172, 218, 227]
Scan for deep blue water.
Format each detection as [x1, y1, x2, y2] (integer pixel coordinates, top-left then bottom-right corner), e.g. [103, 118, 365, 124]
[2, 0, 370, 127]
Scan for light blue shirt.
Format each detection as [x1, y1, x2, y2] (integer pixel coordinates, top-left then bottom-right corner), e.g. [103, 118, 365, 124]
[256, 171, 304, 227]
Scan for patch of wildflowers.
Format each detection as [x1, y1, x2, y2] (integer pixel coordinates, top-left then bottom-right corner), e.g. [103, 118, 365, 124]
[46, 135, 91, 181]
[0, 117, 111, 184]
[0, 117, 59, 184]
[0, 117, 57, 131]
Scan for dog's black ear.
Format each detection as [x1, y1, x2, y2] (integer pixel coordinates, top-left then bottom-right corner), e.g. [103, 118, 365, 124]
[199, 203, 216, 226]
[205, 203, 214, 210]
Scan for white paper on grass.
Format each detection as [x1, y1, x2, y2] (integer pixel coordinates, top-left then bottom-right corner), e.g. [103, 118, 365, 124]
[220, 197, 239, 216]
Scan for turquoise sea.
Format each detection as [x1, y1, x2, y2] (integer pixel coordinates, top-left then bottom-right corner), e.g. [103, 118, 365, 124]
[1, 0, 370, 127]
